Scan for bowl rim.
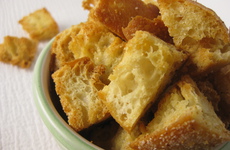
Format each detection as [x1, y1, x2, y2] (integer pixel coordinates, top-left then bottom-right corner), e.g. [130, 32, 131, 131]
[33, 38, 103, 150]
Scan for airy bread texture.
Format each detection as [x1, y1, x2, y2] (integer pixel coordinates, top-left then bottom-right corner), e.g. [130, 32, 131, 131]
[90, 0, 159, 39]
[19, 8, 59, 41]
[49, 0, 230, 148]
[99, 31, 187, 132]
[0, 36, 37, 68]
[158, 0, 230, 75]
[130, 75, 230, 150]
[51, 24, 82, 72]
[191, 45, 230, 75]
[52, 57, 110, 131]
[69, 20, 125, 84]
[158, 0, 229, 50]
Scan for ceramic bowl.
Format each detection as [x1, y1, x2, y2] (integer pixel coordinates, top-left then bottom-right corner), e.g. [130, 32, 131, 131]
[33, 39, 230, 150]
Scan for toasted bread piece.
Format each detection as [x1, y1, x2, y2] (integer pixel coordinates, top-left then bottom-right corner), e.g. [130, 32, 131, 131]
[19, 8, 59, 41]
[0, 36, 37, 68]
[52, 57, 110, 132]
[50, 24, 82, 72]
[99, 31, 187, 132]
[90, 0, 159, 39]
[158, 0, 230, 75]
[69, 21, 125, 84]
[122, 16, 173, 43]
[130, 75, 230, 150]
[158, 0, 229, 50]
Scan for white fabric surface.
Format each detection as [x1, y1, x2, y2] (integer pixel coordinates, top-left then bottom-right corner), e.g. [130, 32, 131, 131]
[0, 0, 229, 150]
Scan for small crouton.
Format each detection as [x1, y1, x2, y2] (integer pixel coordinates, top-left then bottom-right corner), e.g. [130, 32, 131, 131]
[0, 36, 38, 68]
[19, 8, 59, 41]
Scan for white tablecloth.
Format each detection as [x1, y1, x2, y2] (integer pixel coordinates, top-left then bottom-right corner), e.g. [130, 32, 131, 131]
[0, 0, 229, 150]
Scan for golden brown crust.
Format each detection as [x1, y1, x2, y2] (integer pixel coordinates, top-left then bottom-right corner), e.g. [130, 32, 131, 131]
[131, 115, 229, 150]
[130, 76, 230, 150]
[19, 8, 59, 41]
[0, 36, 37, 68]
[48, 0, 230, 148]
[189, 45, 230, 75]
[158, 0, 230, 75]
[158, 0, 230, 46]
[68, 20, 125, 84]
[90, 0, 159, 39]
[50, 24, 82, 72]
[122, 16, 173, 43]
[52, 57, 110, 131]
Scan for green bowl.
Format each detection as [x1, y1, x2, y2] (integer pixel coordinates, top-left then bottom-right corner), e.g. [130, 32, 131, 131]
[33, 39, 230, 150]
[33, 39, 102, 150]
